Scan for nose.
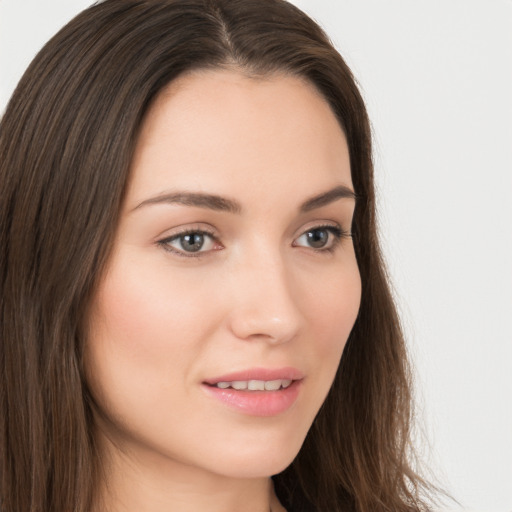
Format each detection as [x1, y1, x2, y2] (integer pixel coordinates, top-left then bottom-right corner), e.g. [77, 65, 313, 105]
[226, 249, 303, 344]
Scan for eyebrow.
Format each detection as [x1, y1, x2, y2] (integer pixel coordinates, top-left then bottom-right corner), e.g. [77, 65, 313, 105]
[299, 185, 356, 212]
[132, 185, 356, 214]
[133, 192, 241, 213]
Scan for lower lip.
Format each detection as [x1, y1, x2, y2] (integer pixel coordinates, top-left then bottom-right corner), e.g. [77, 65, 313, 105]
[202, 380, 301, 417]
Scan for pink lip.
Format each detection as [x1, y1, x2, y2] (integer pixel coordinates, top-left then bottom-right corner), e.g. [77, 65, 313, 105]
[202, 367, 304, 417]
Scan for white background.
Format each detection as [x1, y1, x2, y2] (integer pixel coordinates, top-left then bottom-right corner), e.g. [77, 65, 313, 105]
[1, 1, 511, 511]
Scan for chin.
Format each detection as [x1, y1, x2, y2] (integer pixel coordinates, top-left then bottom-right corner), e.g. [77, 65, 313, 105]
[200, 428, 308, 480]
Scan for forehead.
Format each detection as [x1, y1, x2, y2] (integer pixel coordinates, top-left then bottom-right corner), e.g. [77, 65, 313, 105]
[126, 69, 351, 209]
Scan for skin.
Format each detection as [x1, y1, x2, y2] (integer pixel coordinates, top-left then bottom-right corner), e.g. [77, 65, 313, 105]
[86, 69, 361, 512]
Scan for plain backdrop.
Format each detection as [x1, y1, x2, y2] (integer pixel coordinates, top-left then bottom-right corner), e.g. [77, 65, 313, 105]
[1, 1, 511, 511]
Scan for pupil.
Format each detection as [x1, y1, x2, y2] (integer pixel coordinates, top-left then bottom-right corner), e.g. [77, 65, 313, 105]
[307, 229, 328, 248]
[182, 233, 204, 252]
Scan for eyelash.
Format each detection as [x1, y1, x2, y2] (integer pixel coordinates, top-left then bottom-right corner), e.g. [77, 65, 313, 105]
[157, 224, 351, 258]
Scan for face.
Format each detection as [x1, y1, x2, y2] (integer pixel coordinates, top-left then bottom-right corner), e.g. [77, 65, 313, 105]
[86, 70, 361, 481]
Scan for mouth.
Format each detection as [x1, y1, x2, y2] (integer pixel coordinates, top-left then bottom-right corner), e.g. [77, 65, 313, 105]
[202, 367, 303, 416]
[205, 378, 293, 391]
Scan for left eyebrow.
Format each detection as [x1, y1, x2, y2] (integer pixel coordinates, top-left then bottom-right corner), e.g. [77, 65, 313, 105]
[299, 185, 356, 212]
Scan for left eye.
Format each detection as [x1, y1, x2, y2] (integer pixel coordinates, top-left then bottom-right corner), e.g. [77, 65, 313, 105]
[293, 226, 343, 250]
[161, 231, 216, 254]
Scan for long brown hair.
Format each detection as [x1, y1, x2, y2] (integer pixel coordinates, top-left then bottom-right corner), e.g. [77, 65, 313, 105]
[0, 1, 436, 510]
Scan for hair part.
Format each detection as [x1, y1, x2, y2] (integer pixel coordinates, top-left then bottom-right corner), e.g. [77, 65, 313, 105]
[1, 1, 436, 510]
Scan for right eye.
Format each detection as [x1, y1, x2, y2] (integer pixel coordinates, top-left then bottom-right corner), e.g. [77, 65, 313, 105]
[158, 230, 219, 257]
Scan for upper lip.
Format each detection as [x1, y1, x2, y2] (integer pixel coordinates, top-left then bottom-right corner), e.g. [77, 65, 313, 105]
[203, 367, 304, 385]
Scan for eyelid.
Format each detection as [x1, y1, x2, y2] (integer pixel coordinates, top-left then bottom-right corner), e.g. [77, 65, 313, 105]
[294, 221, 350, 240]
[154, 222, 219, 241]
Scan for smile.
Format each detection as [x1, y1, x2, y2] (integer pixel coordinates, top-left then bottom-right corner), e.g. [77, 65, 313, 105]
[212, 379, 293, 391]
[202, 368, 303, 416]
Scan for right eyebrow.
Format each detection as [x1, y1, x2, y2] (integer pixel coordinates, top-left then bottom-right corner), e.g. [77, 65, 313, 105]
[131, 191, 242, 214]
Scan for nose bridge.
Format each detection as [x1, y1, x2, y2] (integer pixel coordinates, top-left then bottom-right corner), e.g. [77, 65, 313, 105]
[227, 244, 302, 343]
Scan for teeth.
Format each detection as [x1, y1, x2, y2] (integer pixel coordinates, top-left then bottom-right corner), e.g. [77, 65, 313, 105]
[214, 379, 293, 391]
[264, 380, 282, 391]
[248, 380, 265, 391]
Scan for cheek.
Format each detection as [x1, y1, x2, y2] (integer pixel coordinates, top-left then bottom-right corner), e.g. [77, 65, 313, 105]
[311, 269, 360, 391]
[84, 252, 215, 415]
[89, 252, 212, 360]
[281, 260, 361, 431]
[305, 260, 361, 354]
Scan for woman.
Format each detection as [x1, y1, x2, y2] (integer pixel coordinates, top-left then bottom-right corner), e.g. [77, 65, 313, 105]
[0, 1, 437, 511]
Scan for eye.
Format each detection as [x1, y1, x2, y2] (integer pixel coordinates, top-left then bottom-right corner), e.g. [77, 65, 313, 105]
[293, 225, 347, 251]
[158, 230, 219, 256]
